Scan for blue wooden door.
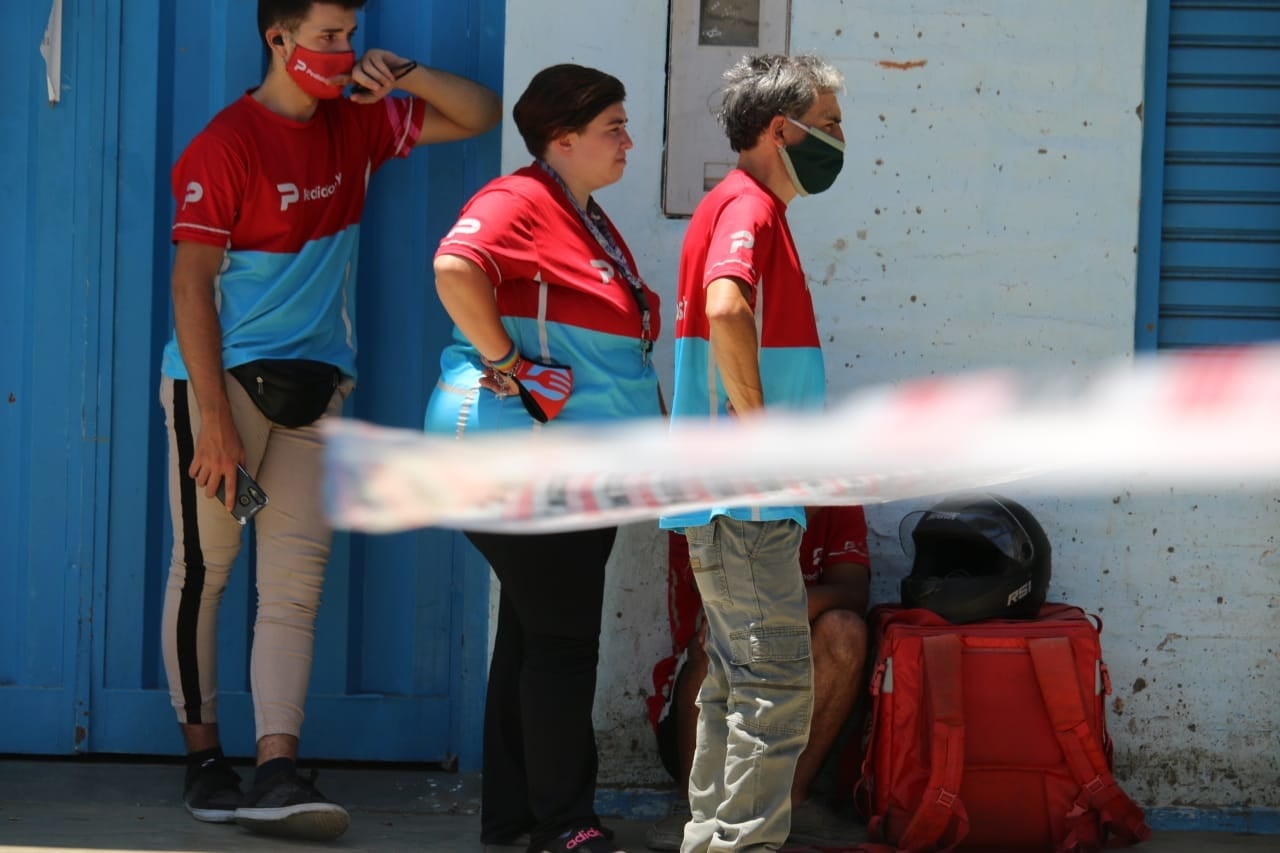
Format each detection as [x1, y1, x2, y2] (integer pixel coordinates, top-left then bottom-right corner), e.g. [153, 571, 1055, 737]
[0, 0, 101, 756]
[0, 0, 502, 766]
[1137, 1, 1280, 349]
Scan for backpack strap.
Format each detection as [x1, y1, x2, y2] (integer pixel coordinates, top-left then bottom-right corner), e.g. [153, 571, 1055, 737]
[1027, 638, 1152, 849]
[895, 633, 969, 852]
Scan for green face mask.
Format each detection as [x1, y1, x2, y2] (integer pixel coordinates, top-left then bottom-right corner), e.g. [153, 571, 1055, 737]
[780, 117, 845, 196]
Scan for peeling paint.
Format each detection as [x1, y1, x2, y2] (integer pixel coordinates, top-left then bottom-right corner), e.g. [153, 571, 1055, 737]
[878, 58, 927, 71]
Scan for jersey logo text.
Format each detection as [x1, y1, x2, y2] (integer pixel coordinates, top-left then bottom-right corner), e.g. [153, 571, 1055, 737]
[277, 173, 344, 212]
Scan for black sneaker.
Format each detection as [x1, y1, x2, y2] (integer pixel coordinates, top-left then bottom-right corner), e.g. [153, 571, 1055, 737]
[541, 826, 624, 853]
[233, 768, 350, 841]
[183, 757, 242, 823]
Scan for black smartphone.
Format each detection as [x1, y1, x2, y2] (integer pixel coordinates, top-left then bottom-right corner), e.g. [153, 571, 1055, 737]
[350, 60, 418, 96]
[215, 465, 269, 525]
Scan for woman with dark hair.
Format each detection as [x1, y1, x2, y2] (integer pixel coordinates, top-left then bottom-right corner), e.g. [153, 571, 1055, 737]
[423, 64, 662, 853]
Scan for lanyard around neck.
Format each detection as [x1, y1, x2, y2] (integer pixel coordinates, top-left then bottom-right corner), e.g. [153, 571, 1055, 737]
[536, 160, 653, 362]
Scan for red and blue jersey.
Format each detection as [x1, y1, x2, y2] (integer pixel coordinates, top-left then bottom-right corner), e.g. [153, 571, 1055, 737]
[800, 505, 870, 583]
[162, 92, 425, 380]
[424, 164, 662, 435]
[660, 168, 826, 531]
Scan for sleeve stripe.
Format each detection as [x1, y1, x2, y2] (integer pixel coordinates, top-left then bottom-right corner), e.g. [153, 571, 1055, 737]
[172, 223, 232, 237]
[706, 258, 757, 282]
[388, 98, 425, 157]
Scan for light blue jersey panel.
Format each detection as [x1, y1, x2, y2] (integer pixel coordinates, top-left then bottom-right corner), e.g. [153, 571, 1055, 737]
[161, 226, 362, 380]
[660, 337, 825, 532]
[424, 317, 660, 437]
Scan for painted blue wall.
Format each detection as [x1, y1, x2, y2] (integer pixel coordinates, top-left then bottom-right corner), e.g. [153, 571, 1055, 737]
[2, 0, 503, 768]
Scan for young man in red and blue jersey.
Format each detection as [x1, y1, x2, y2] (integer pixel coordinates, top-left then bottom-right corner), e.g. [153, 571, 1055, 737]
[158, 0, 499, 840]
[658, 53, 848, 853]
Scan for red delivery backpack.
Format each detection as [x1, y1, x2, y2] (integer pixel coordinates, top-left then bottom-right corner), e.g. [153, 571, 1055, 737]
[853, 603, 1151, 852]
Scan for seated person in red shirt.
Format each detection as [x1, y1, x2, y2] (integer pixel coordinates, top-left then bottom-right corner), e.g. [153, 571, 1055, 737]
[645, 506, 871, 850]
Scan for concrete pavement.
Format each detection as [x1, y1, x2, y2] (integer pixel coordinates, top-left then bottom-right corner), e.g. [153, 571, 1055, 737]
[0, 760, 1274, 852]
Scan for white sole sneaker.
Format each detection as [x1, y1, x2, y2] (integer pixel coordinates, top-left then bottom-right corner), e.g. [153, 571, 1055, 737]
[234, 802, 351, 841]
[186, 804, 238, 824]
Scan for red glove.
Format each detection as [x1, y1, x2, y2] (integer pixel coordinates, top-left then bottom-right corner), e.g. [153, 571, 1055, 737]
[505, 357, 574, 423]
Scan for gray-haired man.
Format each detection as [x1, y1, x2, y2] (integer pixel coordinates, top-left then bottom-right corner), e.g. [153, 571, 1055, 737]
[658, 53, 847, 852]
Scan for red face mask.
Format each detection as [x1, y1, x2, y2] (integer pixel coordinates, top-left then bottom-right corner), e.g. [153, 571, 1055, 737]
[286, 44, 355, 100]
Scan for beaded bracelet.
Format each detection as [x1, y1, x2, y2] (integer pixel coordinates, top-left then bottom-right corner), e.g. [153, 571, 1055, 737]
[483, 343, 520, 375]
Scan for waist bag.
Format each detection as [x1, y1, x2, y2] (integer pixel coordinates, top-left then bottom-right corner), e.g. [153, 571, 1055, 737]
[852, 603, 1151, 853]
[229, 359, 341, 429]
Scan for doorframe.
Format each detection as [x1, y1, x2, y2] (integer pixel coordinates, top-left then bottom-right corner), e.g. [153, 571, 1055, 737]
[1134, 0, 1172, 352]
[76, 0, 123, 753]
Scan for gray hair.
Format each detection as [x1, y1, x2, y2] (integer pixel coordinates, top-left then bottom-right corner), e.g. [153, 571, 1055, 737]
[717, 53, 845, 152]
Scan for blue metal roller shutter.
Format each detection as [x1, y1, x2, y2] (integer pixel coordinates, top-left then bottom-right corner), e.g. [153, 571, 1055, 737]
[1137, 1, 1280, 349]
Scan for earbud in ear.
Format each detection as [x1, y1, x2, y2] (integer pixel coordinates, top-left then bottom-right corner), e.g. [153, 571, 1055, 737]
[272, 35, 284, 46]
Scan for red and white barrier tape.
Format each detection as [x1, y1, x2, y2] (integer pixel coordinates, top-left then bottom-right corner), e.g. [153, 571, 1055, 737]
[323, 346, 1280, 534]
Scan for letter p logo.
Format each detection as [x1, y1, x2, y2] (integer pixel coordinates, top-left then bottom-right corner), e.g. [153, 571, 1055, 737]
[590, 259, 615, 285]
[729, 230, 754, 254]
[183, 182, 204, 208]
[445, 217, 481, 239]
[277, 182, 300, 211]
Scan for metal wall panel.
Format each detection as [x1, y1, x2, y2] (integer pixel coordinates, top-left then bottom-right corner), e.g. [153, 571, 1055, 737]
[1137, 0, 1280, 349]
[2, 0, 503, 766]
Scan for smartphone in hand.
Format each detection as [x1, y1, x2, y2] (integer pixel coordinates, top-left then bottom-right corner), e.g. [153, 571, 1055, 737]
[350, 60, 418, 95]
[215, 464, 269, 525]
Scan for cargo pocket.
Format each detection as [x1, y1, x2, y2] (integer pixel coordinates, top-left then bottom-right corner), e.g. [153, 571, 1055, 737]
[727, 624, 813, 736]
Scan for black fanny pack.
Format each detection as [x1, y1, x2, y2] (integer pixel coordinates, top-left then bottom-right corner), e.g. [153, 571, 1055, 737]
[229, 359, 341, 428]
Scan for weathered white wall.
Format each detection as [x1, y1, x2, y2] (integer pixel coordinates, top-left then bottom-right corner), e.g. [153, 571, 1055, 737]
[500, 1, 1280, 807]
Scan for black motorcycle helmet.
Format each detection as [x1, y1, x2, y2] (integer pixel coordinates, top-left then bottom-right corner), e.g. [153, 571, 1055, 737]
[899, 493, 1051, 623]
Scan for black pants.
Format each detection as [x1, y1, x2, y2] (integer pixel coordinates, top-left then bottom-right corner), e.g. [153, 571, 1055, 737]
[467, 527, 618, 847]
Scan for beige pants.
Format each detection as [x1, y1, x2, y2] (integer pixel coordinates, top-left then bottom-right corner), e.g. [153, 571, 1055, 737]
[159, 373, 350, 740]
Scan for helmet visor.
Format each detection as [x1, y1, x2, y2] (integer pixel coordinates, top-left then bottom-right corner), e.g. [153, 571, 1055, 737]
[899, 497, 1036, 566]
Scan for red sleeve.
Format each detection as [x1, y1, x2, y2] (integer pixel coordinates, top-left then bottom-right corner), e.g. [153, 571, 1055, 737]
[702, 195, 775, 299]
[360, 96, 426, 170]
[435, 187, 538, 286]
[170, 132, 245, 247]
[819, 505, 871, 568]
